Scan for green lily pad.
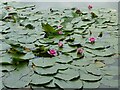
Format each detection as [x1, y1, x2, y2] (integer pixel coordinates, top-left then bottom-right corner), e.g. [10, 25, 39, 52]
[34, 65, 58, 75]
[0, 65, 16, 72]
[85, 64, 102, 76]
[30, 74, 53, 85]
[21, 52, 35, 60]
[59, 44, 76, 53]
[55, 79, 83, 89]
[86, 47, 115, 57]
[45, 79, 56, 88]
[85, 41, 110, 50]
[72, 58, 91, 67]
[3, 73, 31, 88]
[53, 54, 73, 64]
[0, 53, 13, 64]
[55, 68, 79, 80]
[3, 64, 32, 88]
[83, 81, 100, 89]
[54, 63, 68, 70]
[31, 57, 56, 67]
[0, 42, 11, 51]
[100, 77, 118, 87]
[101, 66, 118, 76]
[80, 73, 102, 81]
[18, 35, 37, 44]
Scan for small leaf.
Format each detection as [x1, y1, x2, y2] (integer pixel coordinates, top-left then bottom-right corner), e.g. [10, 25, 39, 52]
[95, 60, 106, 68]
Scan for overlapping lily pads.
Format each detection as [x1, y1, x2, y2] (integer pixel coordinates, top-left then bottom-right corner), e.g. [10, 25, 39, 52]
[1, 2, 118, 90]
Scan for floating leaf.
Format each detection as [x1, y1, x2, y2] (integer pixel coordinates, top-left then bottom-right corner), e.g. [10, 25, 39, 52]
[54, 63, 68, 70]
[0, 65, 16, 72]
[85, 41, 110, 50]
[72, 58, 91, 67]
[30, 74, 53, 85]
[21, 52, 35, 60]
[3, 73, 31, 88]
[3, 64, 32, 88]
[54, 55, 73, 64]
[85, 64, 102, 76]
[34, 65, 58, 75]
[0, 53, 13, 64]
[45, 79, 56, 88]
[31, 57, 56, 67]
[95, 60, 106, 68]
[83, 81, 100, 89]
[80, 73, 102, 81]
[0, 42, 11, 51]
[59, 44, 76, 53]
[55, 79, 83, 89]
[100, 77, 118, 87]
[101, 66, 118, 76]
[55, 68, 79, 80]
[87, 47, 115, 57]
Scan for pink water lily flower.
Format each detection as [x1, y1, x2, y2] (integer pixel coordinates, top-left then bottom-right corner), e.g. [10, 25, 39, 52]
[77, 48, 84, 54]
[58, 31, 63, 34]
[58, 41, 63, 48]
[89, 37, 96, 43]
[48, 49, 57, 56]
[57, 25, 63, 29]
[88, 5, 93, 10]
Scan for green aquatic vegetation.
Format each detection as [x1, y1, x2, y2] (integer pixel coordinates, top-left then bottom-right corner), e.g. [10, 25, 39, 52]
[0, 2, 119, 90]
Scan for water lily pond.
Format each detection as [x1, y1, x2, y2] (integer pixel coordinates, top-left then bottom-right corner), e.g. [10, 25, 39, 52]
[0, 2, 119, 90]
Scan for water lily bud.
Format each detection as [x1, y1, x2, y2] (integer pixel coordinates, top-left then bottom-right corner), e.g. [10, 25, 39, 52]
[88, 5, 92, 10]
[58, 41, 63, 48]
[77, 48, 84, 54]
[58, 31, 63, 35]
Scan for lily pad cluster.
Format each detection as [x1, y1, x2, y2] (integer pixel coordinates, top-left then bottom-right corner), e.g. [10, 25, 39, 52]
[0, 2, 119, 89]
